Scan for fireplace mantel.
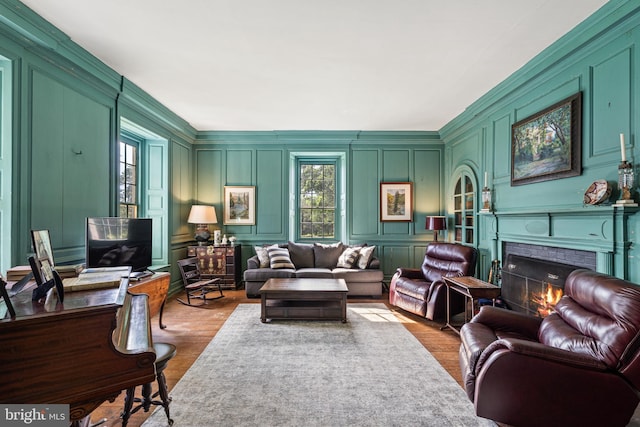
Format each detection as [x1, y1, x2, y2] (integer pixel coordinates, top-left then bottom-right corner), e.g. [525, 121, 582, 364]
[481, 205, 638, 277]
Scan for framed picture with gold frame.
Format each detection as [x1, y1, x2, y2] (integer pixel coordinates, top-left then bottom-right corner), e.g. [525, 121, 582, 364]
[380, 182, 413, 222]
[223, 186, 256, 225]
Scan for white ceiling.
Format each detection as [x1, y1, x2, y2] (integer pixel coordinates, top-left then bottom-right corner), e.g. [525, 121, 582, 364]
[19, 0, 608, 131]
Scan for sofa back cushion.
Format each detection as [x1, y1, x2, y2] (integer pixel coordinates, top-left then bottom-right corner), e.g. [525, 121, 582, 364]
[288, 242, 315, 268]
[539, 269, 640, 371]
[313, 242, 344, 269]
[421, 242, 477, 283]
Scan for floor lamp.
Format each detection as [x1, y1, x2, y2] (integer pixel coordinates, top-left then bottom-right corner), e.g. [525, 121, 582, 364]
[425, 216, 446, 242]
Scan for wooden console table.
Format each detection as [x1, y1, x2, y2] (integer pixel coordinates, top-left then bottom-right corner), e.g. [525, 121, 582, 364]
[442, 276, 500, 334]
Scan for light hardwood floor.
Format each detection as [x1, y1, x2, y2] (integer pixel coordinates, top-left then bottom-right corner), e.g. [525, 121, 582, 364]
[89, 289, 464, 427]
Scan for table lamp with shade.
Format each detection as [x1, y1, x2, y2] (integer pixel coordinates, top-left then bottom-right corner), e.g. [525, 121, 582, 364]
[425, 215, 446, 242]
[188, 205, 217, 245]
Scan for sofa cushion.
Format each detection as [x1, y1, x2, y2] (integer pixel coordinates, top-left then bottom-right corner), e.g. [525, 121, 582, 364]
[295, 268, 333, 278]
[313, 242, 344, 268]
[336, 246, 361, 268]
[332, 268, 384, 283]
[288, 241, 315, 268]
[244, 268, 296, 281]
[267, 246, 295, 269]
[358, 245, 376, 269]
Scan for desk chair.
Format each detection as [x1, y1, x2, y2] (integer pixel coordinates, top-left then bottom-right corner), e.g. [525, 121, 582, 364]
[177, 257, 224, 306]
[121, 342, 176, 426]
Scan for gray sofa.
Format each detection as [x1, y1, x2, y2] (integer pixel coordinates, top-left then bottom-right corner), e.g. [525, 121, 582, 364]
[244, 241, 384, 298]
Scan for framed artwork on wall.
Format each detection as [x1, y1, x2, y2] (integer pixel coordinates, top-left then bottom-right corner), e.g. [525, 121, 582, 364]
[511, 92, 582, 186]
[380, 182, 413, 222]
[223, 186, 255, 225]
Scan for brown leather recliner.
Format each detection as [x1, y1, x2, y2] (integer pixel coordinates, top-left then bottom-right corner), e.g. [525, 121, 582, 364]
[389, 242, 477, 320]
[459, 269, 640, 427]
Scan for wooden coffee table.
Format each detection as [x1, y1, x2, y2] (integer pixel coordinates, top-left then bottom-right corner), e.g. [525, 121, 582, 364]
[259, 278, 348, 323]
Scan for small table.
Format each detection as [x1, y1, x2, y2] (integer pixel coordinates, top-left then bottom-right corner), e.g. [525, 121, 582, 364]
[442, 276, 501, 334]
[259, 278, 348, 323]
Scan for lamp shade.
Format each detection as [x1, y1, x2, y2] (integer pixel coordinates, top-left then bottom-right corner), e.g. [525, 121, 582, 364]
[425, 216, 446, 231]
[188, 205, 217, 224]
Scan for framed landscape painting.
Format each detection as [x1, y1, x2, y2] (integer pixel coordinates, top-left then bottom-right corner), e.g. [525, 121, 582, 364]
[380, 182, 413, 222]
[224, 186, 255, 225]
[511, 92, 582, 186]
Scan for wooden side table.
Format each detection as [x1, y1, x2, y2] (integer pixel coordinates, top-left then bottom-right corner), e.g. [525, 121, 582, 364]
[442, 276, 500, 334]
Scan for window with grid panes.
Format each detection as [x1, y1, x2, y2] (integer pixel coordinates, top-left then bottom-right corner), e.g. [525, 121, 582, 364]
[298, 162, 336, 239]
[119, 140, 138, 218]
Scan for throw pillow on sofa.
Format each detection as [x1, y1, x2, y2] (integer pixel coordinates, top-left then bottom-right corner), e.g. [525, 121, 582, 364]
[358, 245, 376, 269]
[254, 246, 271, 268]
[313, 242, 344, 269]
[267, 246, 295, 269]
[288, 241, 314, 268]
[337, 246, 361, 268]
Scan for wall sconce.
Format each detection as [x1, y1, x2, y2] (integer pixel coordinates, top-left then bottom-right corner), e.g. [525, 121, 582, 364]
[187, 205, 218, 245]
[425, 216, 446, 242]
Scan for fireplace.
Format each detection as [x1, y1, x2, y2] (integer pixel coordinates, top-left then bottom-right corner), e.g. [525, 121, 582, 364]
[500, 245, 594, 317]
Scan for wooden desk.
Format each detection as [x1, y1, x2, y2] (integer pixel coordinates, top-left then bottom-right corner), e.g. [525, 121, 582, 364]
[0, 271, 170, 422]
[0, 277, 156, 422]
[442, 276, 501, 334]
[128, 272, 170, 329]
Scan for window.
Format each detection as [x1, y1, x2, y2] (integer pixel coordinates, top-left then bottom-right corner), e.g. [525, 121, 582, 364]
[119, 140, 138, 218]
[298, 161, 336, 239]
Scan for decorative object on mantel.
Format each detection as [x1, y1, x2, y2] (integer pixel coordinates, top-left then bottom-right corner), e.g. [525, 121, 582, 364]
[583, 180, 611, 205]
[425, 216, 446, 241]
[187, 205, 218, 245]
[213, 230, 221, 246]
[614, 133, 638, 207]
[481, 171, 492, 212]
[228, 236, 237, 246]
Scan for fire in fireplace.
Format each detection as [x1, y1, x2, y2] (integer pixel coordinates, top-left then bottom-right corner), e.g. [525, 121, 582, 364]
[500, 254, 582, 317]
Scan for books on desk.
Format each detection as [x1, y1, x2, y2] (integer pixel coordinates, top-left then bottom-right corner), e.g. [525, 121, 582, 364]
[6, 265, 32, 281]
[63, 266, 132, 292]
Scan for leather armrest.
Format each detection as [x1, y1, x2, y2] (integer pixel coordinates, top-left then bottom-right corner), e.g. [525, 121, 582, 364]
[478, 337, 608, 374]
[395, 267, 424, 280]
[470, 306, 542, 340]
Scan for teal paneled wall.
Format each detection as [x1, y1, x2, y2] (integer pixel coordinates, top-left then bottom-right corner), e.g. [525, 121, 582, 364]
[351, 149, 379, 237]
[256, 150, 285, 236]
[30, 68, 112, 264]
[192, 133, 445, 279]
[440, 1, 640, 282]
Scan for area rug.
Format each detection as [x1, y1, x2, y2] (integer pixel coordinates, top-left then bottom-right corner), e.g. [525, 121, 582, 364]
[142, 303, 493, 426]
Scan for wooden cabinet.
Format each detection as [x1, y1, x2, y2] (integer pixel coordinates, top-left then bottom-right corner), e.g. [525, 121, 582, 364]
[187, 245, 241, 289]
[453, 174, 475, 245]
